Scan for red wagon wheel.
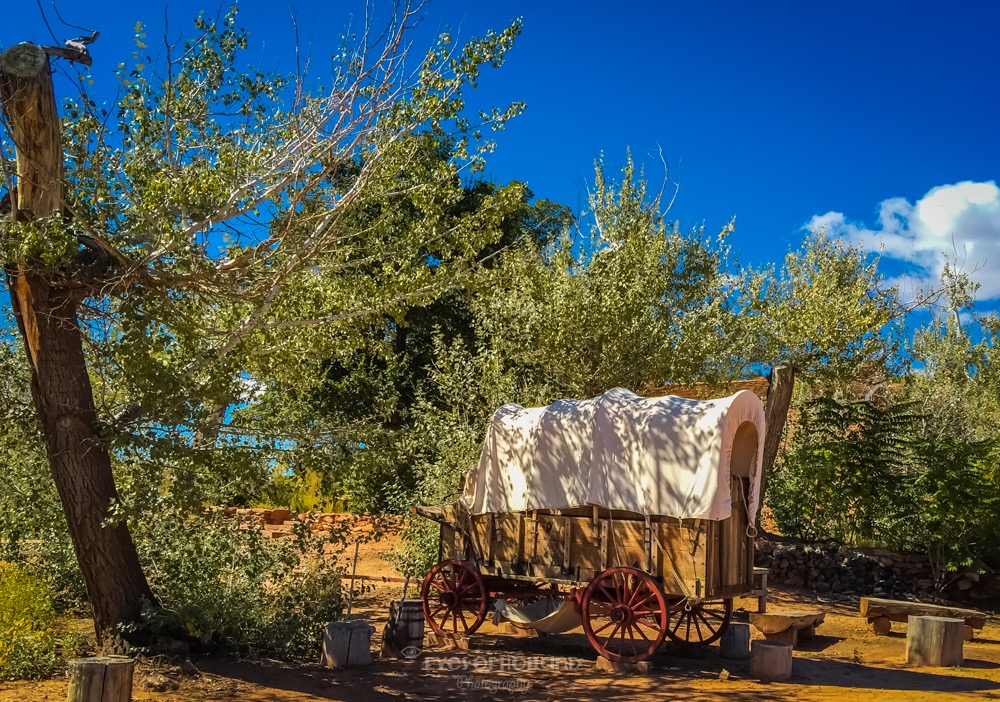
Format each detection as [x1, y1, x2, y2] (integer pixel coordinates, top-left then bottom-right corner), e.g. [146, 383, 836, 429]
[581, 567, 669, 663]
[421, 559, 488, 637]
[666, 598, 732, 646]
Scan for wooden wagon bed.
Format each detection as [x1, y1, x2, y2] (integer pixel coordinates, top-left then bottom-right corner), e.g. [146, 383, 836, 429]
[418, 477, 755, 601]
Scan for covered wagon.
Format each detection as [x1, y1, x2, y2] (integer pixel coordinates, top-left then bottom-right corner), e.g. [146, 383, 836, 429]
[415, 387, 766, 662]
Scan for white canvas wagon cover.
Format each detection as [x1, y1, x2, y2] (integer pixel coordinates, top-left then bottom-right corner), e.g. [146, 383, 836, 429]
[460, 388, 766, 522]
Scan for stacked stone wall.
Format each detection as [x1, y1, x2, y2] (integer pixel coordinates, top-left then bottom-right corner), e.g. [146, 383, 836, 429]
[756, 539, 998, 602]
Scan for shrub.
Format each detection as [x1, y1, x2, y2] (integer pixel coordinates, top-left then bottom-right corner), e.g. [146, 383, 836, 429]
[914, 439, 1000, 573]
[769, 394, 1000, 575]
[386, 518, 440, 580]
[768, 396, 921, 549]
[137, 512, 346, 658]
[0, 564, 87, 681]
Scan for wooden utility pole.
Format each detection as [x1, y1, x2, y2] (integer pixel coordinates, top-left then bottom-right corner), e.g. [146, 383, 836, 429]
[0, 42, 155, 646]
[757, 364, 795, 528]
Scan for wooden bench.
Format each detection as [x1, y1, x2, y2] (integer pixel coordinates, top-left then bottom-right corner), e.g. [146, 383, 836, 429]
[860, 597, 987, 640]
[750, 610, 825, 647]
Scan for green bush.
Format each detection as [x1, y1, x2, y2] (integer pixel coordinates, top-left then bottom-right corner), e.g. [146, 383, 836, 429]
[769, 394, 1000, 575]
[0, 564, 87, 681]
[768, 396, 921, 549]
[914, 439, 1000, 573]
[386, 518, 440, 580]
[137, 512, 345, 658]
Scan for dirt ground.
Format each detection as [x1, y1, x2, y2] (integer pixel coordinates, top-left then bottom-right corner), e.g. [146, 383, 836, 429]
[5, 536, 1000, 702]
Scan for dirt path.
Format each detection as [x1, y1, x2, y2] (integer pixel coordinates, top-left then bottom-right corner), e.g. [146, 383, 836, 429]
[4, 537, 1000, 701]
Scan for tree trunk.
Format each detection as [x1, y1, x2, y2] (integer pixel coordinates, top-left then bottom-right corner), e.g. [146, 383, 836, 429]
[1, 43, 155, 646]
[757, 364, 795, 528]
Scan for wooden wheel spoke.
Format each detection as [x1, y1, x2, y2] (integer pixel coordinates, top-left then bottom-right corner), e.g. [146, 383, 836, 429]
[670, 613, 686, 634]
[592, 618, 616, 636]
[665, 598, 731, 646]
[691, 614, 706, 641]
[598, 583, 619, 605]
[457, 608, 470, 632]
[626, 583, 644, 608]
[440, 568, 454, 590]
[632, 604, 662, 615]
[695, 610, 719, 634]
[621, 575, 634, 607]
[602, 622, 622, 646]
[633, 614, 662, 630]
[624, 624, 639, 655]
[631, 590, 657, 609]
[632, 621, 651, 643]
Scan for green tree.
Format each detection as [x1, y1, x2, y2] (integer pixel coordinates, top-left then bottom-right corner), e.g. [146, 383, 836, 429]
[908, 266, 1000, 442]
[745, 230, 905, 389]
[904, 267, 1000, 573]
[479, 153, 744, 399]
[1, 5, 524, 643]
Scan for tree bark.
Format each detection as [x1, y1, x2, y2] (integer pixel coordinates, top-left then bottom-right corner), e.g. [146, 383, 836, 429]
[1, 43, 155, 646]
[757, 364, 795, 527]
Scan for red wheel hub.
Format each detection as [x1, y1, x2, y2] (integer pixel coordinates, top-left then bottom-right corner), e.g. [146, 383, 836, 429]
[610, 605, 632, 625]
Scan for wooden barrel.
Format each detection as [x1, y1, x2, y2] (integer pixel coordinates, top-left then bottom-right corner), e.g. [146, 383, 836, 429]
[389, 600, 425, 654]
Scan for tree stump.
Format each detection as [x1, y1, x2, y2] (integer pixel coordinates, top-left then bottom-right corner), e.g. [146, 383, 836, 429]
[906, 616, 964, 667]
[720, 622, 751, 660]
[321, 621, 374, 668]
[67, 657, 134, 702]
[749, 640, 793, 682]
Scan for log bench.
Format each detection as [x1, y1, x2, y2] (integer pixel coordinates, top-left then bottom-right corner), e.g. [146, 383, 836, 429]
[750, 610, 825, 647]
[860, 597, 987, 640]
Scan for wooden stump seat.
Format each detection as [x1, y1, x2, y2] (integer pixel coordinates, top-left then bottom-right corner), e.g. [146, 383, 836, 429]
[750, 610, 825, 647]
[749, 640, 793, 682]
[860, 597, 986, 639]
[67, 657, 134, 702]
[906, 615, 964, 667]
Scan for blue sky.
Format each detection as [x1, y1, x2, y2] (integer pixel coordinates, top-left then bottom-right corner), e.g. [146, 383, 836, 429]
[4, 1, 1000, 303]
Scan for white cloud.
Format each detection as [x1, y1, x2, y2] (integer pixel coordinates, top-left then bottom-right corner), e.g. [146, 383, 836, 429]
[807, 181, 1000, 300]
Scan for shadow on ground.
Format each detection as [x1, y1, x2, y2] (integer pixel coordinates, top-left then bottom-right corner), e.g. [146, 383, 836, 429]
[196, 632, 1000, 702]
